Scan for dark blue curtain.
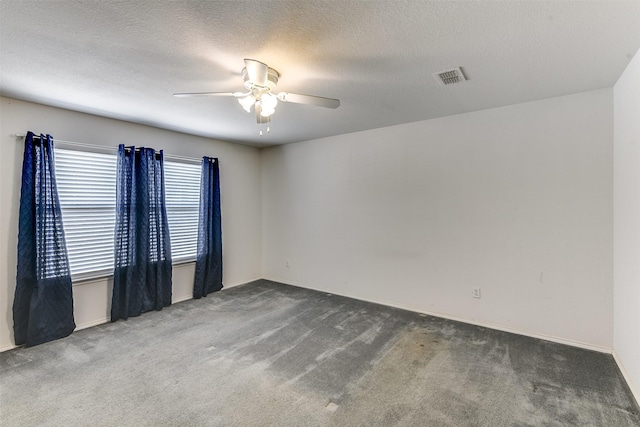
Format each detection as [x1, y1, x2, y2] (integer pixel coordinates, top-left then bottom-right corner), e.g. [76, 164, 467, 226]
[13, 132, 75, 347]
[193, 157, 223, 298]
[111, 145, 172, 321]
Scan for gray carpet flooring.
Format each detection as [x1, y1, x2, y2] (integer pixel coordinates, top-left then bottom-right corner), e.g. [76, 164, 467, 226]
[1, 279, 638, 426]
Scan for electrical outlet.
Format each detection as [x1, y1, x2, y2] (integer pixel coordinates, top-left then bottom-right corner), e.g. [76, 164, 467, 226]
[472, 288, 481, 299]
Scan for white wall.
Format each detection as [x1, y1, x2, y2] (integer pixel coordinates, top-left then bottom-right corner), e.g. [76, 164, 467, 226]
[0, 97, 262, 351]
[262, 89, 614, 351]
[613, 49, 640, 402]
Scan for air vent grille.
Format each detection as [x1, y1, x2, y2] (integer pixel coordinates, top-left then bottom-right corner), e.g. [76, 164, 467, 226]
[434, 67, 467, 85]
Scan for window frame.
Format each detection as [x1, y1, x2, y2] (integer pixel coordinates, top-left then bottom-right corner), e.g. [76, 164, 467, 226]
[54, 144, 202, 283]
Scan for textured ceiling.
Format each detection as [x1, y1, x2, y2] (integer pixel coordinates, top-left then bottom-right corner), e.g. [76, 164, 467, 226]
[1, 1, 639, 147]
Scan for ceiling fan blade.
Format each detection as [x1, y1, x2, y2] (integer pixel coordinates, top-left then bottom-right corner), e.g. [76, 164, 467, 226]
[277, 92, 340, 109]
[244, 59, 269, 87]
[173, 92, 237, 97]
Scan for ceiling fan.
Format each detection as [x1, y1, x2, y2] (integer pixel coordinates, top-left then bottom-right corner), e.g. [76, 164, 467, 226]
[174, 59, 340, 125]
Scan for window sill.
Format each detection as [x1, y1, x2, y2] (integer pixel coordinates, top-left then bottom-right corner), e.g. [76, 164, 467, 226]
[71, 259, 197, 287]
[173, 257, 197, 266]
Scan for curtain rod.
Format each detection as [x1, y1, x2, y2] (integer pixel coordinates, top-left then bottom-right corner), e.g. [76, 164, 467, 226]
[14, 133, 206, 165]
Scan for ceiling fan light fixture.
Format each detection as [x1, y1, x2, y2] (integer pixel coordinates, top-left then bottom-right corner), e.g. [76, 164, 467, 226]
[255, 102, 270, 124]
[257, 102, 275, 118]
[260, 93, 278, 116]
[238, 94, 255, 112]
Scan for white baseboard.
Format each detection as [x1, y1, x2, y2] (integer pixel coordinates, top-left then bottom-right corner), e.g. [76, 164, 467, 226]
[172, 294, 193, 304]
[172, 277, 261, 304]
[0, 277, 262, 352]
[0, 318, 109, 352]
[4, 276, 611, 357]
[264, 276, 612, 354]
[0, 343, 18, 352]
[1, 317, 109, 352]
[75, 317, 109, 331]
[224, 277, 262, 289]
[613, 350, 640, 407]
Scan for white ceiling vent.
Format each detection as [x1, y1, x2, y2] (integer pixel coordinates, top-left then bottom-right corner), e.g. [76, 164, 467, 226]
[434, 67, 467, 85]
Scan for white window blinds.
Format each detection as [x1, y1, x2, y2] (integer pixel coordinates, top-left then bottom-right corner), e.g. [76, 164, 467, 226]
[55, 147, 201, 280]
[55, 148, 117, 279]
[164, 161, 200, 262]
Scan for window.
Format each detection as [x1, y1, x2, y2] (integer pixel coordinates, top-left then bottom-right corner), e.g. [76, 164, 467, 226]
[55, 148, 117, 279]
[55, 147, 201, 280]
[164, 161, 200, 261]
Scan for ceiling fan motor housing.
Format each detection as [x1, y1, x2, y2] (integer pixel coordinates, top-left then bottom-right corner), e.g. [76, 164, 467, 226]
[243, 67, 279, 91]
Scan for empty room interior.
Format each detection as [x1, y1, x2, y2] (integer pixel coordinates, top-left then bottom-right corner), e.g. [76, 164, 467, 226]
[1, 1, 639, 426]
